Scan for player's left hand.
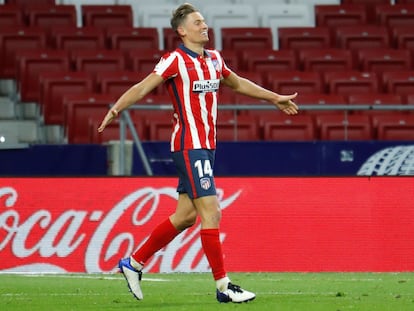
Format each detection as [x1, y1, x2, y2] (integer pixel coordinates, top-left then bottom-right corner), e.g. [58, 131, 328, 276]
[275, 93, 299, 115]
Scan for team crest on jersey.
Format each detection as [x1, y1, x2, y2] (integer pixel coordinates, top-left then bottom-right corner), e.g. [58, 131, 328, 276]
[212, 59, 220, 71]
[193, 79, 220, 93]
[200, 177, 211, 190]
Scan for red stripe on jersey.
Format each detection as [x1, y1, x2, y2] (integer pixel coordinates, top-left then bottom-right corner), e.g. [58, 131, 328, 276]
[153, 45, 231, 152]
[183, 150, 198, 198]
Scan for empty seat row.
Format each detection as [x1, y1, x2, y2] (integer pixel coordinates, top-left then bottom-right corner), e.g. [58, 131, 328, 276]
[63, 97, 414, 143]
[2, 3, 414, 49]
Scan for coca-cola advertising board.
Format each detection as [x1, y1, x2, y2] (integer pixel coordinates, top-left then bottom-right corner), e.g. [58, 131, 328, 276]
[1, 177, 413, 273]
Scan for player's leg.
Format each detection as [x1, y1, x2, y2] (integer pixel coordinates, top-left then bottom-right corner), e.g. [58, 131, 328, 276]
[173, 149, 255, 303]
[119, 192, 197, 301]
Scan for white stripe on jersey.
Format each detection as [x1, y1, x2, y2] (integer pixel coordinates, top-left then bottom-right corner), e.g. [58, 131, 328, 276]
[205, 56, 220, 142]
[176, 52, 202, 149]
[193, 57, 211, 149]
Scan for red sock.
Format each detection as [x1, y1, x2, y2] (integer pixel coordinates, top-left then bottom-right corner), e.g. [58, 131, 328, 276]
[132, 218, 180, 265]
[200, 228, 227, 280]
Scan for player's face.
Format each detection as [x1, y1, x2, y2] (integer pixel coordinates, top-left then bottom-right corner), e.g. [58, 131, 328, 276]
[180, 12, 209, 45]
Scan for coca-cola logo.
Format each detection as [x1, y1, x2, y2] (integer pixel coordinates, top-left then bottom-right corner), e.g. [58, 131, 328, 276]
[0, 185, 241, 273]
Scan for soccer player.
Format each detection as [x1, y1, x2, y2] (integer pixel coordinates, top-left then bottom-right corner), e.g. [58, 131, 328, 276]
[98, 2, 298, 304]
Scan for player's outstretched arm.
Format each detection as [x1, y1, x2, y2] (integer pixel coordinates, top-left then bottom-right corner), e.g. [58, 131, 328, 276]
[98, 73, 164, 132]
[222, 72, 299, 115]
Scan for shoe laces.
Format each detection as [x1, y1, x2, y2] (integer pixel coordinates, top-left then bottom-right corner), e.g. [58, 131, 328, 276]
[228, 282, 243, 293]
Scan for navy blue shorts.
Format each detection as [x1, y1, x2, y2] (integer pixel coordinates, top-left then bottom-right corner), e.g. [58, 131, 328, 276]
[171, 149, 216, 199]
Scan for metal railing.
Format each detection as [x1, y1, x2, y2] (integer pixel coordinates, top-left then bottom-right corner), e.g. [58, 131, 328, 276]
[117, 104, 414, 175]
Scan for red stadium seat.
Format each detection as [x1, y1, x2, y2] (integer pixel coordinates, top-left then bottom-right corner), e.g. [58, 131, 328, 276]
[107, 27, 159, 51]
[0, 5, 24, 28]
[375, 4, 414, 28]
[407, 94, 414, 105]
[325, 71, 380, 96]
[263, 114, 316, 141]
[392, 26, 414, 50]
[96, 71, 142, 98]
[128, 48, 165, 73]
[147, 112, 174, 142]
[216, 115, 260, 141]
[315, 4, 368, 28]
[221, 71, 264, 98]
[51, 26, 106, 53]
[341, 0, 390, 23]
[357, 48, 412, 73]
[63, 93, 117, 143]
[296, 93, 348, 114]
[81, 5, 133, 30]
[26, 5, 77, 34]
[372, 114, 414, 140]
[219, 49, 240, 71]
[89, 117, 146, 144]
[72, 49, 126, 81]
[5, 0, 55, 7]
[382, 71, 414, 100]
[335, 25, 391, 50]
[221, 27, 273, 50]
[163, 27, 215, 50]
[300, 48, 354, 72]
[278, 27, 332, 50]
[39, 71, 94, 125]
[316, 114, 373, 140]
[0, 26, 47, 78]
[267, 71, 324, 95]
[240, 49, 298, 72]
[348, 93, 403, 105]
[16, 49, 70, 103]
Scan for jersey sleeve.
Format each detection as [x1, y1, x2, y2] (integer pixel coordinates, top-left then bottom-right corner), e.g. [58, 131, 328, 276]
[153, 52, 178, 80]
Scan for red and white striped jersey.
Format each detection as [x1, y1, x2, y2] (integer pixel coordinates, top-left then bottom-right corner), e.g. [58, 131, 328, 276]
[153, 44, 232, 152]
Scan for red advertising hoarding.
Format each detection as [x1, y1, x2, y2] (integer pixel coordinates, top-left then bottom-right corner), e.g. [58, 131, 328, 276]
[1, 177, 413, 273]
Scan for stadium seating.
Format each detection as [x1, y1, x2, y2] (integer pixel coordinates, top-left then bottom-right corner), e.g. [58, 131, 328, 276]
[300, 48, 354, 72]
[81, 5, 133, 30]
[316, 114, 373, 140]
[314, 4, 368, 28]
[267, 71, 324, 94]
[51, 26, 106, 54]
[348, 93, 404, 115]
[392, 26, 414, 50]
[0, 26, 47, 78]
[39, 71, 94, 125]
[107, 27, 159, 51]
[372, 114, 414, 140]
[96, 71, 142, 98]
[263, 114, 316, 141]
[278, 27, 332, 50]
[26, 5, 77, 34]
[335, 25, 391, 50]
[127, 48, 165, 73]
[72, 49, 126, 81]
[5, 0, 55, 6]
[216, 114, 260, 141]
[324, 71, 380, 95]
[357, 48, 413, 73]
[88, 117, 146, 144]
[257, 4, 314, 49]
[341, 0, 390, 23]
[375, 4, 414, 28]
[0, 4, 23, 28]
[16, 49, 70, 103]
[203, 4, 258, 50]
[240, 49, 299, 72]
[136, 4, 177, 48]
[221, 27, 273, 51]
[382, 71, 414, 103]
[63, 93, 117, 143]
[295, 93, 348, 114]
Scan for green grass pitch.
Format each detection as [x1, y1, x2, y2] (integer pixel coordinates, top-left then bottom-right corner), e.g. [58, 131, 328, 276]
[1, 272, 414, 311]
